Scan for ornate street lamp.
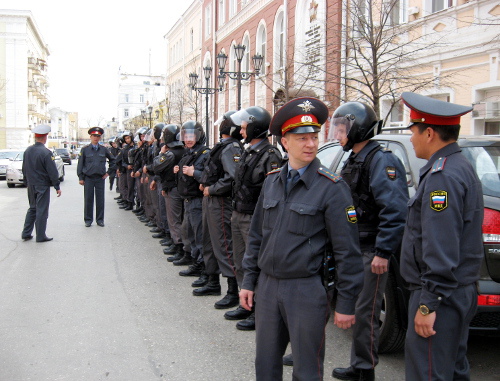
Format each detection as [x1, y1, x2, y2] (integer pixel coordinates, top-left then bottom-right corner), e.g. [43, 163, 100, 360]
[141, 105, 159, 129]
[217, 44, 264, 110]
[188, 66, 223, 144]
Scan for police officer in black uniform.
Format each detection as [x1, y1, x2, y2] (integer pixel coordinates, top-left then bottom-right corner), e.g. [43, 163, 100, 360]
[77, 127, 116, 227]
[153, 124, 187, 260]
[330, 102, 409, 381]
[191, 112, 244, 308]
[223, 106, 282, 330]
[21, 124, 62, 242]
[240, 98, 364, 381]
[400, 92, 482, 381]
[108, 138, 119, 191]
[174, 121, 210, 270]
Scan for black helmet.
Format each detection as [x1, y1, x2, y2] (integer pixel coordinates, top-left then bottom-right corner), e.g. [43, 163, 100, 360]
[108, 137, 115, 145]
[330, 102, 382, 151]
[180, 120, 205, 145]
[216, 110, 243, 140]
[230, 106, 270, 143]
[115, 132, 124, 147]
[134, 127, 148, 143]
[163, 124, 183, 148]
[154, 123, 164, 140]
[122, 130, 134, 143]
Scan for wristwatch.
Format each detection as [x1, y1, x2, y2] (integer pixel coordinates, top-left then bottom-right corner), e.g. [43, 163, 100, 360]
[418, 304, 435, 315]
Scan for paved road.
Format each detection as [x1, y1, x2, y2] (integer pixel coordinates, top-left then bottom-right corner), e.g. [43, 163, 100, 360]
[0, 163, 498, 381]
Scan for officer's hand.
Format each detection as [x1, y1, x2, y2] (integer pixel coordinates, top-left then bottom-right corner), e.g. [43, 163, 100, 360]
[161, 190, 166, 197]
[183, 165, 195, 177]
[56, 189, 62, 197]
[143, 165, 147, 173]
[239, 289, 254, 311]
[134, 171, 140, 178]
[102, 173, 109, 180]
[414, 311, 436, 338]
[79, 180, 85, 186]
[128, 165, 133, 170]
[203, 186, 210, 197]
[371, 256, 389, 274]
[150, 180, 156, 191]
[173, 165, 180, 174]
[334, 312, 355, 329]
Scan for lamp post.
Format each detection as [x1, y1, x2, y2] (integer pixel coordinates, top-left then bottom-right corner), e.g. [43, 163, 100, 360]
[141, 105, 159, 129]
[217, 44, 264, 110]
[188, 66, 224, 144]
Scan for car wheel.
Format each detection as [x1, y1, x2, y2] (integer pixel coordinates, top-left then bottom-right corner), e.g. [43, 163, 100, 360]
[59, 166, 65, 182]
[7, 183, 15, 188]
[378, 271, 406, 353]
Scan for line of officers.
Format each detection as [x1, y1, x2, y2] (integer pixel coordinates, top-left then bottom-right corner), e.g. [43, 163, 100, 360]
[110, 106, 283, 332]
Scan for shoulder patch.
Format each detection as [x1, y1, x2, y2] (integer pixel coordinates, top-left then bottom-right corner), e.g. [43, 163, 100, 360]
[266, 167, 282, 176]
[431, 157, 447, 173]
[386, 166, 396, 180]
[233, 154, 241, 163]
[345, 206, 358, 223]
[429, 190, 448, 211]
[317, 167, 341, 183]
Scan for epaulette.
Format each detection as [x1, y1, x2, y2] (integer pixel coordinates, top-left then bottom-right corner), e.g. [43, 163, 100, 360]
[266, 167, 282, 176]
[318, 167, 341, 183]
[431, 157, 447, 173]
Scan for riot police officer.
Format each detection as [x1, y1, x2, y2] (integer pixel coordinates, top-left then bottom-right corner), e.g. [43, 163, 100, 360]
[224, 106, 282, 330]
[192, 111, 244, 309]
[331, 102, 409, 381]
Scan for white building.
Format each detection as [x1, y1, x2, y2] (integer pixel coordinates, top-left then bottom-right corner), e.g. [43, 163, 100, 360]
[0, 9, 50, 149]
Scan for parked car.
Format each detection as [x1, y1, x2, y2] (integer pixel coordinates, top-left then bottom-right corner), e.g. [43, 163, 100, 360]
[54, 148, 72, 165]
[0, 149, 24, 179]
[317, 134, 500, 352]
[6, 150, 65, 188]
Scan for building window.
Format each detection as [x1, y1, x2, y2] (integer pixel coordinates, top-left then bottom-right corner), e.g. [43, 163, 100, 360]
[257, 25, 267, 75]
[140, 94, 145, 103]
[390, 100, 405, 127]
[389, 0, 408, 25]
[205, 3, 212, 37]
[276, 12, 285, 69]
[485, 122, 500, 135]
[190, 29, 194, 51]
[125, 94, 129, 103]
[219, 0, 225, 26]
[242, 35, 250, 73]
[124, 109, 129, 118]
[431, 0, 452, 13]
[229, 0, 237, 17]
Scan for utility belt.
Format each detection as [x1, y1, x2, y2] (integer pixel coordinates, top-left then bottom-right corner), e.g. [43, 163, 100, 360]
[232, 200, 256, 215]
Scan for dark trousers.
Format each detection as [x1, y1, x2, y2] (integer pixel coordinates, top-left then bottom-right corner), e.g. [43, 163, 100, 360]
[405, 284, 477, 381]
[255, 273, 330, 381]
[203, 196, 235, 278]
[231, 210, 252, 287]
[83, 175, 105, 224]
[118, 171, 128, 198]
[126, 169, 135, 203]
[156, 182, 169, 233]
[184, 197, 203, 263]
[165, 187, 183, 245]
[350, 246, 389, 369]
[22, 185, 50, 240]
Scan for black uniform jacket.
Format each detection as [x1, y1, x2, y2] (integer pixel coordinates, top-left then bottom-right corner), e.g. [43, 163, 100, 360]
[77, 144, 116, 180]
[400, 142, 483, 311]
[242, 158, 364, 315]
[22, 142, 60, 190]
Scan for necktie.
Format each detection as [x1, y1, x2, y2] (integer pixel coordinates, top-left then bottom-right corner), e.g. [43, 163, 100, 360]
[287, 169, 300, 195]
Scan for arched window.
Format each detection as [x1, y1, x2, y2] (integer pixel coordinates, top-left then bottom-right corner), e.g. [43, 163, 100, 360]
[242, 35, 250, 73]
[256, 24, 267, 75]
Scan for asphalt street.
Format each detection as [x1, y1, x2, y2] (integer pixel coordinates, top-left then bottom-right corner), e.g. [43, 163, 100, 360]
[0, 163, 498, 381]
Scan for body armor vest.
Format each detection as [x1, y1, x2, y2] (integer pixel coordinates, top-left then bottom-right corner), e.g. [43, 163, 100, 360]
[162, 147, 185, 191]
[177, 144, 208, 199]
[340, 144, 382, 237]
[200, 138, 243, 188]
[233, 143, 277, 215]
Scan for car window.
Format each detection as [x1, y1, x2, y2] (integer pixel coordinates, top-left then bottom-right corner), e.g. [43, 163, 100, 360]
[461, 146, 500, 197]
[317, 144, 343, 170]
[0, 151, 22, 159]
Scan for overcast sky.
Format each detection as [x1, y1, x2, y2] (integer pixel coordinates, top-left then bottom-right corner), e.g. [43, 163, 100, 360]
[3, 0, 189, 124]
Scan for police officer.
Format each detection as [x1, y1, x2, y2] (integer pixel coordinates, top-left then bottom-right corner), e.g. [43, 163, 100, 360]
[77, 127, 116, 227]
[240, 98, 364, 381]
[174, 121, 210, 270]
[153, 124, 186, 261]
[21, 124, 62, 242]
[330, 102, 409, 381]
[400, 92, 482, 381]
[118, 131, 135, 210]
[192, 112, 244, 309]
[114, 133, 128, 203]
[223, 106, 282, 330]
[108, 138, 119, 191]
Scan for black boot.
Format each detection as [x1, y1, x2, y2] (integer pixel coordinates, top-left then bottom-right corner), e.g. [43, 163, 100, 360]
[152, 231, 167, 239]
[191, 272, 209, 287]
[114, 195, 122, 200]
[173, 251, 193, 266]
[132, 203, 142, 213]
[224, 305, 252, 320]
[214, 277, 239, 309]
[160, 237, 174, 246]
[166, 245, 183, 261]
[332, 367, 374, 381]
[282, 353, 293, 366]
[193, 274, 221, 296]
[236, 312, 255, 331]
[179, 261, 204, 277]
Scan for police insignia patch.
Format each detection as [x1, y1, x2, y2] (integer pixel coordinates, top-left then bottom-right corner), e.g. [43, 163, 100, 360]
[233, 154, 241, 163]
[51, 156, 55, 161]
[270, 162, 279, 170]
[160, 156, 165, 163]
[386, 166, 396, 180]
[346, 206, 357, 223]
[430, 190, 448, 211]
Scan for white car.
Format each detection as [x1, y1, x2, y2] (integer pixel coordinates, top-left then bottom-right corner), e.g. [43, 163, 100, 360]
[6, 150, 65, 188]
[0, 149, 24, 179]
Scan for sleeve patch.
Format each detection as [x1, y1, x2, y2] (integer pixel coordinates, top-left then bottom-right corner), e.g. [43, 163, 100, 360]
[346, 206, 358, 223]
[233, 154, 241, 163]
[386, 166, 396, 180]
[430, 190, 448, 211]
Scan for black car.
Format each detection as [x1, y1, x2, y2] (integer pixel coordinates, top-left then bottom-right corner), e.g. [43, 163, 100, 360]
[54, 148, 72, 165]
[317, 134, 500, 352]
